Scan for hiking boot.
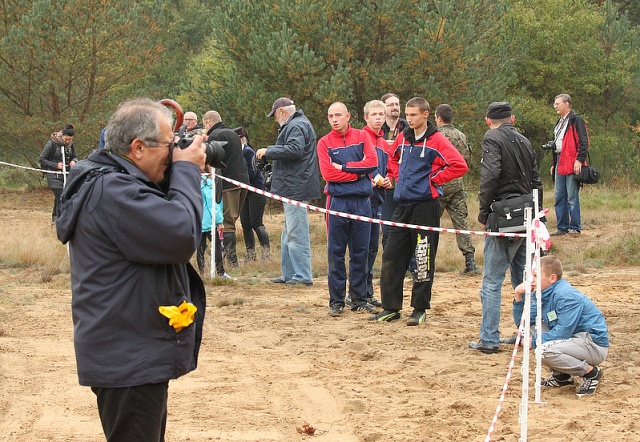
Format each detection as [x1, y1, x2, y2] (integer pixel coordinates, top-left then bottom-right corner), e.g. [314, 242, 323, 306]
[328, 304, 344, 317]
[577, 367, 603, 397]
[352, 303, 378, 314]
[369, 309, 401, 322]
[367, 296, 382, 307]
[461, 252, 478, 274]
[499, 334, 518, 345]
[406, 309, 426, 326]
[541, 372, 575, 387]
[468, 341, 499, 354]
[244, 248, 257, 262]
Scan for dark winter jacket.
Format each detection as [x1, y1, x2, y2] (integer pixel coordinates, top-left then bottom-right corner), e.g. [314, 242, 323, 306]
[477, 123, 543, 225]
[207, 123, 249, 190]
[56, 150, 205, 388]
[242, 144, 266, 190]
[39, 132, 79, 189]
[317, 126, 378, 198]
[363, 125, 389, 206]
[381, 117, 409, 141]
[391, 122, 468, 206]
[265, 109, 320, 200]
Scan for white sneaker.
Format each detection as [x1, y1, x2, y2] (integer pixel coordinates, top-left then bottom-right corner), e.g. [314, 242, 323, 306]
[218, 273, 236, 281]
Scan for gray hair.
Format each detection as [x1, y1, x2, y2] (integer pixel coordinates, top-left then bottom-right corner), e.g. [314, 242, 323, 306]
[105, 98, 173, 156]
[281, 104, 296, 116]
[555, 93, 572, 107]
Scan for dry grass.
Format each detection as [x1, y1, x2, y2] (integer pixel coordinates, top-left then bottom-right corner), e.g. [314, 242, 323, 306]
[1, 185, 638, 280]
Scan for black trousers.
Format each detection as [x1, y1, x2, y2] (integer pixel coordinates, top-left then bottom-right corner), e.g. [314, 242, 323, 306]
[239, 192, 268, 249]
[92, 381, 169, 442]
[379, 199, 441, 311]
[51, 187, 63, 220]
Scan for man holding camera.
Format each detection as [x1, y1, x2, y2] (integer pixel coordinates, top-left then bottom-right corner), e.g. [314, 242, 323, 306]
[549, 93, 589, 236]
[203, 110, 250, 267]
[256, 97, 320, 286]
[56, 98, 207, 440]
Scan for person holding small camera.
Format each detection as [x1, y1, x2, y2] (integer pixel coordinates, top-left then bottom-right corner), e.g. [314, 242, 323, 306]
[256, 97, 320, 286]
[234, 126, 270, 261]
[56, 98, 207, 441]
[549, 93, 589, 236]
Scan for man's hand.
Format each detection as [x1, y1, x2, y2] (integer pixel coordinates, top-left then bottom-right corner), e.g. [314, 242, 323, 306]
[573, 160, 582, 175]
[331, 162, 343, 171]
[172, 135, 206, 170]
[69, 160, 76, 168]
[256, 148, 267, 160]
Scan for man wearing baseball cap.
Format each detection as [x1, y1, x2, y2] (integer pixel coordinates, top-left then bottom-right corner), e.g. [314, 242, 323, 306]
[257, 97, 320, 286]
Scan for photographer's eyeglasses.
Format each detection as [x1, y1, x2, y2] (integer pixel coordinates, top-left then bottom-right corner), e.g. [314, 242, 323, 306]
[144, 139, 176, 150]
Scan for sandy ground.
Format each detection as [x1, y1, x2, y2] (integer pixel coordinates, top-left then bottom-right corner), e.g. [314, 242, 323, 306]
[1, 193, 639, 441]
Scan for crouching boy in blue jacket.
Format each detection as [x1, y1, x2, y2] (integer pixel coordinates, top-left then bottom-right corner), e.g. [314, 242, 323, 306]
[513, 255, 609, 397]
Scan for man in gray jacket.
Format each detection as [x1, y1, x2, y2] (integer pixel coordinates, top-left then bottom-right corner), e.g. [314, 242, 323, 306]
[56, 98, 206, 441]
[256, 97, 320, 285]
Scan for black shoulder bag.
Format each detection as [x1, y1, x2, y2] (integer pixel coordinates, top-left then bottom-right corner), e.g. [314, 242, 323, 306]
[573, 151, 600, 185]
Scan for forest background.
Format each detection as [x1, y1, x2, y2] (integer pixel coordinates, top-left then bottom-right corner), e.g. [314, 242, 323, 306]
[1, 0, 640, 188]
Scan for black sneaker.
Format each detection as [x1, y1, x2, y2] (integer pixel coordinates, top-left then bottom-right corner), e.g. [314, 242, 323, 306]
[577, 367, 603, 397]
[468, 341, 499, 354]
[499, 334, 517, 345]
[352, 303, 378, 314]
[541, 372, 575, 387]
[369, 309, 401, 322]
[345, 296, 354, 308]
[271, 277, 286, 284]
[367, 296, 382, 307]
[406, 309, 426, 326]
[328, 304, 344, 317]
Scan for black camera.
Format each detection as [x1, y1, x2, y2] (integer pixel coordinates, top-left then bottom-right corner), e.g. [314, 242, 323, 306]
[175, 137, 227, 169]
[256, 157, 272, 190]
[542, 140, 555, 151]
[256, 157, 271, 173]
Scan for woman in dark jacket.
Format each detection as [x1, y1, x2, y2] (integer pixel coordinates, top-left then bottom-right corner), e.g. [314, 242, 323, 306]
[39, 125, 78, 224]
[235, 127, 271, 260]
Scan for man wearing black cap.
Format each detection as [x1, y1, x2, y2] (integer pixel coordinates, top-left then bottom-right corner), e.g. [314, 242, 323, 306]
[256, 97, 320, 285]
[469, 101, 543, 354]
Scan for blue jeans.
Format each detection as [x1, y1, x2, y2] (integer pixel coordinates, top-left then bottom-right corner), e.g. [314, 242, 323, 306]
[280, 202, 313, 283]
[478, 236, 526, 347]
[554, 171, 581, 232]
